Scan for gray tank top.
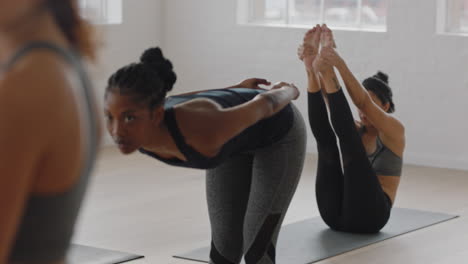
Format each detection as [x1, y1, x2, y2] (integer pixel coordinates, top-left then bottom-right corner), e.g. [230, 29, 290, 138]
[367, 136, 403, 176]
[1, 42, 98, 262]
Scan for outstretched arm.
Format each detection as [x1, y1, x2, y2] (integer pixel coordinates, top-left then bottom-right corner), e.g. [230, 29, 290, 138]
[319, 44, 404, 143]
[314, 25, 404, 145]
[322, 49, 368, 108]
[174, 83, 299, 156]
[257, 82, 300, 116]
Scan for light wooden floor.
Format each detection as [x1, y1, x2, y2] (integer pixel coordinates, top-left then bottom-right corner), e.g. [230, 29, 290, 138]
[73, 147, 468, 264]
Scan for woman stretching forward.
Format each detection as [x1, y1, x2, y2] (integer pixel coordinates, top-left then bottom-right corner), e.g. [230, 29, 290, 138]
[299, 25, 405, 233]
[105, 47, 306, 263]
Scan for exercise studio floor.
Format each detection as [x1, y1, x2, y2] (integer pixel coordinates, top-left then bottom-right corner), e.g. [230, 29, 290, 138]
[73, 147, 468, 264]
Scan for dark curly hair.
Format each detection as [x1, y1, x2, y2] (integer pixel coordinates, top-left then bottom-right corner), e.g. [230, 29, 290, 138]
[106, 47, 177, 109]
[362, 71, 395, 113]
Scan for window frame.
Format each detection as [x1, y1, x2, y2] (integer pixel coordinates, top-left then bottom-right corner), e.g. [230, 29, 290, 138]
[238, 0, 388, 32]
[437, 0, 468, 35]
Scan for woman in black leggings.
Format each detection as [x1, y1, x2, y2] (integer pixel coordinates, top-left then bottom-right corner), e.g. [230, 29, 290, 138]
[298, 24, 405, 233]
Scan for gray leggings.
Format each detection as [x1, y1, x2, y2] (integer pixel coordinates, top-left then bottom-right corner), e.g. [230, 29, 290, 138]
[206, 105, 306, 264]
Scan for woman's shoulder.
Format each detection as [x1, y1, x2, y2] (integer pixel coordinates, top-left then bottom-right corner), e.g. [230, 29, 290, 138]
[381, 115, 405, 142]
[379, 120, 406, 158]
[3, 50, 72, 91]
[1, 52, 81, 134]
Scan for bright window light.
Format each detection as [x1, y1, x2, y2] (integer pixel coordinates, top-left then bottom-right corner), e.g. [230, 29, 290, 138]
[440, 0, 468, 34]
[243, 0, 388, 31]
[79, 0, 123, 25]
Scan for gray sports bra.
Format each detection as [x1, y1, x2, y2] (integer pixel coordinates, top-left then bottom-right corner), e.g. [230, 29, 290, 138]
[367, 136, 403, 176]
[2, 42, 98, 263]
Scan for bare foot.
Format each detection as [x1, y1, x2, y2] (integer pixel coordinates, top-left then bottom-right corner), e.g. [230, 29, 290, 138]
[299, 24, 321, 72]
[313, 25, 341, 94]
[320, 24, 336, 49]
[304, 24, 321, 50]
[314, 24, 336, 74]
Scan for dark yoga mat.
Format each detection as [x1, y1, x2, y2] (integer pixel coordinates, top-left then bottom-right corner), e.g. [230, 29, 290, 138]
[67, 244, 144, 264]
[174, 208, 458, 264]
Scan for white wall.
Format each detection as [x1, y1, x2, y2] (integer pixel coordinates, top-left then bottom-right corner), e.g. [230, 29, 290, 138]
[92, 0, 164, 144]
[95, 0, 468, 171]
[160, 0, 468, 171]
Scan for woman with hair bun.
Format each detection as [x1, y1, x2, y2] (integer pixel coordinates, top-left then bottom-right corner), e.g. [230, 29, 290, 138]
[298, 24, 405, 233]
[0, 0, 99, 263]
[105, 47, 306, 264]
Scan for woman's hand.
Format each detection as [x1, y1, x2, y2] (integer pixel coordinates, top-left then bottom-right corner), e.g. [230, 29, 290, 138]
[271, 82, 300, 100]
[319, 46, 345, 69]
[313, 52, 334, 75]
[311, 24, 344, 75]
[317, 24, 344, 69]
[236, 78, 271, 90]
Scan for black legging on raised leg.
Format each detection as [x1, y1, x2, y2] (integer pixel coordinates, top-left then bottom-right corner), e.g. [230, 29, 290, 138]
[308, 89, 391, 233]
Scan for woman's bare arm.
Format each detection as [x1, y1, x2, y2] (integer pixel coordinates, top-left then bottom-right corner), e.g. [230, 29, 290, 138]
[317, 26, 404, 145]
[0, 73, 45, 263]
[174, 83, 299, 156]
[335, 60, 404, 143]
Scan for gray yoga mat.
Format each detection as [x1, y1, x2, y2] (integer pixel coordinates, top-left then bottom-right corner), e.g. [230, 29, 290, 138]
[174, 208, 457, 264]
[67, 244, 144, 264]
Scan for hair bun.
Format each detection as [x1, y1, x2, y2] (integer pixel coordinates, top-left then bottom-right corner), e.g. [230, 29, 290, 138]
[373, 71, 389, 84]
[140, 47, 177, 92]
[140, 47, 163, 65]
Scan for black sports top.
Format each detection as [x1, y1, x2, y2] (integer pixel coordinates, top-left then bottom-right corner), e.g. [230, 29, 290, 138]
[139, 88, 294, 169]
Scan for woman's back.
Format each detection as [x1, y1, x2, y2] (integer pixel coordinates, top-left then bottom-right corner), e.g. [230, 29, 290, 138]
[1, 43, 98, 263]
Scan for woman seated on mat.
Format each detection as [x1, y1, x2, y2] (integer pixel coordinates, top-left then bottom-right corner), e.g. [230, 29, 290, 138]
[298, 24, 405, 233]
[0, 0, 100, 263]
[104, 47, 306, 264]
